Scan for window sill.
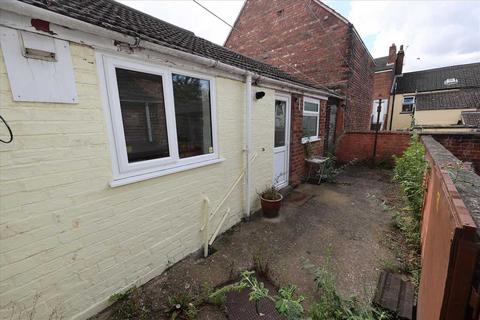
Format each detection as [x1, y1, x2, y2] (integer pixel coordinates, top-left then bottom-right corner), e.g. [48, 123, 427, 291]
[110, 157, 225, 187]
[301, 137, 321, 144]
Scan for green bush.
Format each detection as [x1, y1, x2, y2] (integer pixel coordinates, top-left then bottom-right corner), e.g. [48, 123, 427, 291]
[393, 135, 427, 216]
[308, 259, 392, 320]
[392, 135, 426, 288]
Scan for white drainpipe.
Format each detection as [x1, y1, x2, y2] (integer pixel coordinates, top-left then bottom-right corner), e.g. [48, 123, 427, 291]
[245, 73, 253, 218]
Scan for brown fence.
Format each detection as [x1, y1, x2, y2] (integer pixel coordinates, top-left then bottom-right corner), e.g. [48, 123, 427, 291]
[418, 136, 479, 319]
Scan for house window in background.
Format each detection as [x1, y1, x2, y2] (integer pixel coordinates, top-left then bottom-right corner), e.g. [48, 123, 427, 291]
[402, 96, 415, 113]
[370, 98, 388, 131]
[302, 97, 320, 143]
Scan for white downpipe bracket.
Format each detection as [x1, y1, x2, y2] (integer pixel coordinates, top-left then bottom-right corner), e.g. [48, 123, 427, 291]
[245, 73, 253, 218]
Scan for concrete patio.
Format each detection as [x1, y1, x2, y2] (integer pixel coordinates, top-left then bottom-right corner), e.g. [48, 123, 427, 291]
[94, 166, 398, 319]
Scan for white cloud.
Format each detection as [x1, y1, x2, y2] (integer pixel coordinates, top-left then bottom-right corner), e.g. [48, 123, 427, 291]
[117, 0, 244, 45]
[348, 1, 480, 72]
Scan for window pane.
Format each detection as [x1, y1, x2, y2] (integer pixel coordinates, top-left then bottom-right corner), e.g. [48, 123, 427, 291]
[274, 100, 286, 147]
[402, 104, 413, 113]
[403, 96, 414, 104]
[116, 68, 169, 163]
[304, 101, 319, 112]
[172, 74, 213, 158]
[302, 115, 318, 138]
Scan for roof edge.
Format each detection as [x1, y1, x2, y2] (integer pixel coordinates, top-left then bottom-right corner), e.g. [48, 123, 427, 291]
[223, 0, 247, 46]
[0, 1, 339, 98]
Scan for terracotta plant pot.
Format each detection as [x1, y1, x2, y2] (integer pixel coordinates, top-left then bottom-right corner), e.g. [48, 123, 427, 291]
[260, 194, 283, 218]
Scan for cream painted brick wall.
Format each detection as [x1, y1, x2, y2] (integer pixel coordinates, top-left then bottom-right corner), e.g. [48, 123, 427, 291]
[0, 42, 274, 319]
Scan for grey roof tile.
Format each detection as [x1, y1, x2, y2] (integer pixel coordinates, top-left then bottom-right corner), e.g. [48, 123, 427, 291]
[374, 56, 394, 72]
[17, 0, 333, 92]
[462, 111, 480, 127]
[396, 62, 480, 94]
[415, 88, 480, 111]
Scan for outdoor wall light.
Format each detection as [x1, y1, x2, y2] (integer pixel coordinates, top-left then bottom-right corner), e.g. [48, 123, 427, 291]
[255, 91, 266, 100]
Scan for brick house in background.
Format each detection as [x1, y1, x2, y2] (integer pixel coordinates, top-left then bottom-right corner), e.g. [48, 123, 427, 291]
[225, 0, 375, 154]
[371, 44, 404, 130]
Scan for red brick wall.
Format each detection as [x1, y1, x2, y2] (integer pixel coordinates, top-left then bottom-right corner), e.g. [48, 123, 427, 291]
[432, 134, 480, 174]
[289, 96, 327, 187]
[225, 0, 374, 133]
[344, 26, 375, 132]
[335, 132, 410, 163]
[373, 70, 394, 100]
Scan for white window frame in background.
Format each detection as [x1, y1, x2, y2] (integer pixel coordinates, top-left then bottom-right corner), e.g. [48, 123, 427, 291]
[402, 95, 415, 113]
[302, 97, 321, 144]
[99, 54, 220, 186]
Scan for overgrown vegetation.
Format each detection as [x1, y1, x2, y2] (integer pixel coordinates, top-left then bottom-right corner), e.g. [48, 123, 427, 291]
[106, 250, 398, 320]
[306, 259, 392, 320]
[391, 135, 427, 288]
[393, 135, 427, 217]
[206, 256, 392, 320]
[108, 286, 152, 319]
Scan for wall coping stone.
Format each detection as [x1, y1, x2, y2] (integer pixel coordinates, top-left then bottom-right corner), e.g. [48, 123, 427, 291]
[422, 135, 480, 236]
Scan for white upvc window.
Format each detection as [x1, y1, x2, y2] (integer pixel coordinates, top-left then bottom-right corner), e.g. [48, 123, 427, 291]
[101, 55, 219, 186]
[402, 96, 415, 113]
[302, 97, 320, 143]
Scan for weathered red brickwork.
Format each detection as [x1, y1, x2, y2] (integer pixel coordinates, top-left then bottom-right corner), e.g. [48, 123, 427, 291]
[373, 70, 394, 100]
[432, 134, 480, 174]
[226, 0, 374, 133]
[335, 132, 410, 163]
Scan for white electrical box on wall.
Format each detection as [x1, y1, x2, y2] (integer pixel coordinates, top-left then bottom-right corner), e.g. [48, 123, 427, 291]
[0, 26, 77, 104]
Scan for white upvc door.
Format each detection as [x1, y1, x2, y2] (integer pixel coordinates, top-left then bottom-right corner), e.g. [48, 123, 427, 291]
[273, 94, 291, 189]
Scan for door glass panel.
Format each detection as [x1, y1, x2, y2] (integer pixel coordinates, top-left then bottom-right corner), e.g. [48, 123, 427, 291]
[274, 100, 286, 147]
[116, 68, 170, 163]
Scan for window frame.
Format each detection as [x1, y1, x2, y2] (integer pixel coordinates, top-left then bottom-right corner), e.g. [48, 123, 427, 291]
[402, 95, 415, 113]
[101, 54, 219, 185]
[302, 97, 320, 143]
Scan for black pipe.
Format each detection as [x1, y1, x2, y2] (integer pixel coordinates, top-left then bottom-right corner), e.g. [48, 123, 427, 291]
[389, 81, 397, 131]
[372, 99, 383, 165]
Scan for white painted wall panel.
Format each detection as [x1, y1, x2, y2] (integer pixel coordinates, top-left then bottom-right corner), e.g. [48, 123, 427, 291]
[0, 27, 77, 103]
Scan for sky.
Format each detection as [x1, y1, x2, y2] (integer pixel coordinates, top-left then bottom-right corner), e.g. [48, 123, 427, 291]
[118, 0, 480, 72]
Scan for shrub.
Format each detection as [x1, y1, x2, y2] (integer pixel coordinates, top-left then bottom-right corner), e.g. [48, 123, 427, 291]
[307, 259, 391, 320]
[393, 135, 427, 216]
[392, 135, 426, 289]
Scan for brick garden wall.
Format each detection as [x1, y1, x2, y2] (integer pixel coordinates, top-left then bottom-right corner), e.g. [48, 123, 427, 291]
[431, 133, 480, 174]
[225, 0, 374, 134]
[335, 131, 410, 163]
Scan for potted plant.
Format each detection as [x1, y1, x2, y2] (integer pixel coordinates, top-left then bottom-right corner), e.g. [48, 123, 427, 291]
[259, 185, 283, 218]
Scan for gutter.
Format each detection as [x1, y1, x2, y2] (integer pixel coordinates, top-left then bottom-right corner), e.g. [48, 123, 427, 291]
[0, 0, 339, 99]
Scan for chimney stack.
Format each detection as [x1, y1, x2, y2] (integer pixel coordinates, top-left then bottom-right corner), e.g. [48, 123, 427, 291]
[387, 43, 397, 64]
[395, 45, 405, 75]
